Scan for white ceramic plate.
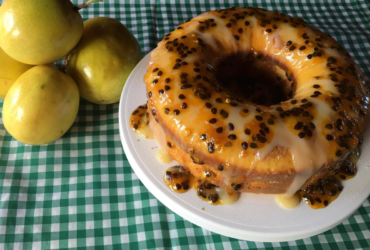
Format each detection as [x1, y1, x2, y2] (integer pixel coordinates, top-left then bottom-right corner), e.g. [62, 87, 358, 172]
[118, 52, 370, 242]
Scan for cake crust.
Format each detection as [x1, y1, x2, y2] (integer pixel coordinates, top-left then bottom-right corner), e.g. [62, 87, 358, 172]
[144, 7, 370, 195]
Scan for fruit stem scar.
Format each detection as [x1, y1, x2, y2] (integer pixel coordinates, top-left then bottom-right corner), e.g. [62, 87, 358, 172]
[76, 0, 103, 11]
[61, 52, 73, 74]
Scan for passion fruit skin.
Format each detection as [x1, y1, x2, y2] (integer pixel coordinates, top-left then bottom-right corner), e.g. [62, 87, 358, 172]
[0, 0, 83, 65]
[66, 17, 142, 105]
[0, 46, 33, 98]
[2, 65, 80, 145]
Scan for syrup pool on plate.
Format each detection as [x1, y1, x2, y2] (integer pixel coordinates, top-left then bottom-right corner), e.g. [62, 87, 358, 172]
[298, 148, 359, 209]
[129, 104, 153, 139]
[163, 166, 240, 205]
[129, 104, 241, 205]
[129, 104, 361, 209]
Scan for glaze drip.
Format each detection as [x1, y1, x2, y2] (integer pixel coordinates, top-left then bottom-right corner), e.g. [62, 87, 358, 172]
[144, 7, 369, 198]
[129, 104, 153, 139]
[298, 147, 359, 209]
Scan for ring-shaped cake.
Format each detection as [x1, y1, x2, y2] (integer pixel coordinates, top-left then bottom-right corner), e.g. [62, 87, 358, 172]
[143, 7, 369, 196]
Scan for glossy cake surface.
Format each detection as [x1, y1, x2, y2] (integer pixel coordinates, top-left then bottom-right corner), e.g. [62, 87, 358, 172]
[144, 7, 370, 195]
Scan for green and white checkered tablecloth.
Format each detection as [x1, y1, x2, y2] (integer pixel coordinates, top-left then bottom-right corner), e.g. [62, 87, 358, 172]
[0, 0, 369, 249]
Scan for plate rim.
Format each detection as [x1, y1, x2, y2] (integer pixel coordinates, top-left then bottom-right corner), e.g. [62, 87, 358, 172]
[118, 52, 370, 242]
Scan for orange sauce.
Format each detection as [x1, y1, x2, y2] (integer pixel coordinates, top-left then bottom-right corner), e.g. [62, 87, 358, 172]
[129, 104, 153, 139]
[164, 166, 195, 194]
[194, 179, 223, 205]
[163, 166, 240, 205]
[299, 148, 359, 209]
[130, 104, 361, 209]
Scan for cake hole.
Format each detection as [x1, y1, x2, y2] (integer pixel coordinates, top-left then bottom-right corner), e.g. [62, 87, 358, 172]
[215, 53, 295, 106]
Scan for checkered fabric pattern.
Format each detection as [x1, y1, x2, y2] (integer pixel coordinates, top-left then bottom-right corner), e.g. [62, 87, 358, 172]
[0, 0, 369, 249]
